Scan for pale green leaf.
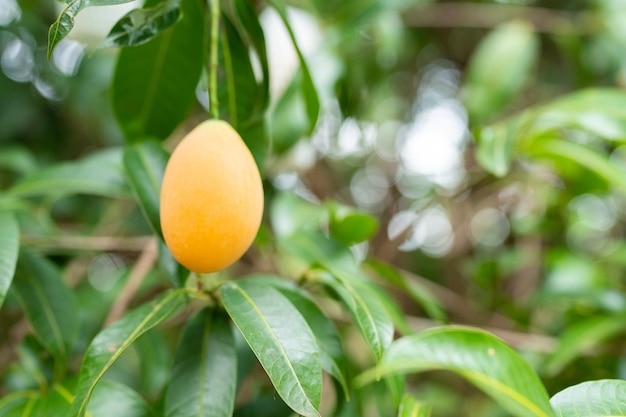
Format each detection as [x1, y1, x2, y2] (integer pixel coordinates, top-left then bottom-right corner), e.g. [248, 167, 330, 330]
[551, 380, 626, 417]
[0, 210, 19, 309]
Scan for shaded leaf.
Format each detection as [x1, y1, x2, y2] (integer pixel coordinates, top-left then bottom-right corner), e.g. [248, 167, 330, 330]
[358, 326, 555, 417]
[100, 0, 182, 49]
[9, 148, 128, 198]
[0, 392, 38, 417]
[221, 280, 322, 417]
[165, 309, 237, 417]
[542, 314, 626, 376]
[112, 0, 204, 142]
[157, 240, 188, 288]
[0, 210, 19, 309]
[123, 140, 168, 237]
[550, 379, 626, 417]
[398, 394, 431, 417]
[70, 289, 188, 417]
[12, 251, 78, 360]
[87, 379, 152, 417]
[267, 1, 320, 152]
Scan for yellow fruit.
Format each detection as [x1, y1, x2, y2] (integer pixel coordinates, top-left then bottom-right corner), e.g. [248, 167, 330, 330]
[160, 120, 264, 273]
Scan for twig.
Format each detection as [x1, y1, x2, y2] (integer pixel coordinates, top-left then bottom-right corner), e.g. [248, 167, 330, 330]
[208, 0, 220, 119]
[21, 235, 152, 252]
[104, 238, 158, 326]
[403, 2, 595, 35]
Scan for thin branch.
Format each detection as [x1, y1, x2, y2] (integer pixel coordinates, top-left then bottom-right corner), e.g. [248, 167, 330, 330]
[402, 2, 596, 35]
[21, 235, 152, 252]
[104, 238, 159, 326]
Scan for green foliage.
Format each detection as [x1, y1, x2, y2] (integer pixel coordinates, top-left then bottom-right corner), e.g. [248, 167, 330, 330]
[2, 1, 626, 417]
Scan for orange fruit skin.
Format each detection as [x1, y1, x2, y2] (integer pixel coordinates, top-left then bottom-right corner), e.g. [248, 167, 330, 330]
[160, 120, 264, 273]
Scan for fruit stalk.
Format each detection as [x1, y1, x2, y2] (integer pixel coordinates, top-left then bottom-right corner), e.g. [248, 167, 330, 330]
[208, 0, 220, 119]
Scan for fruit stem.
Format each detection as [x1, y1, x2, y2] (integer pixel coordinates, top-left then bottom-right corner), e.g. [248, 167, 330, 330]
[208, 0, 220, 119]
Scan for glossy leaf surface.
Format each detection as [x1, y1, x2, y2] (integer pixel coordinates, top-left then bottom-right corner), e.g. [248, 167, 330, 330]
[550, 380, 626, 417]
[221, 280, 322, 417]
[358, 326, 555, 417]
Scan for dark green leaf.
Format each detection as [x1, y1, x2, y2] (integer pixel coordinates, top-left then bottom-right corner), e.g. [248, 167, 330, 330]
[398, 394, 431, 417]
[463, 20, 539, 122]
[0, 210, 19, 309]
[135, 330, 172, 397]
[123, 140, 168, 237]
[231, 0, 269, 109]
[12, 251, 78, 360]
[542, 314, 626, 376]
[9, 148, 128, 198]
[221, 280, 322, 417]
[357, 326, 555, 417]
[112, 0, 204, 142]
[70, 289, 188, 417]
[100, 0, 182, 49]
[87, 379, 152, 417]
[165, 309, 237, 417]
[550, 379, 626, 417]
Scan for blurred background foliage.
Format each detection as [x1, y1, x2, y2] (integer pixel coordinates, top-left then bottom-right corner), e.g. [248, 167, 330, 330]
[3, 0, 626, 415]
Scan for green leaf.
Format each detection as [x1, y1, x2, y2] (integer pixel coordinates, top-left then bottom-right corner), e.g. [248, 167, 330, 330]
[357, 326, 556, 417]
[100, 0, 182, 49]
[542, 314, 626, 376]
[36, 381, 152, 417]
[12, 251, 78, 360]
[9, 148, 128, 198]
[157, 240, 189, 288]
[165, 309, 237, 417]
[270, 192, 325, 238]
[550, 379, 626, 417]
[365, 259, 446, 323]
[266, 0, 320, 152]
[47, 0, 84, 59]
[320, 270, 393, 363]
[123, 140, 168, 237]
[0, 392, 39, 417]
[327, 203, 379, 246]
[70, 289, 188, 417]
[231, 0, 270, 109]
[475, 117, 528, 177]
[463, 20, 539, 122]
[0, 211, 19, 309]
[220, 280, 322, 417]
[47, 0, 136, 58]
[531, 88, 626, 141]
[112, 0, 204, 142]
[280, 231, 394, 362]
[86, 379, 152, 417]
[214, 13, 270, 167]
[398, 394, 431, 417]
[529, 138, 626, 192]
[251, 275, 350, 398]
